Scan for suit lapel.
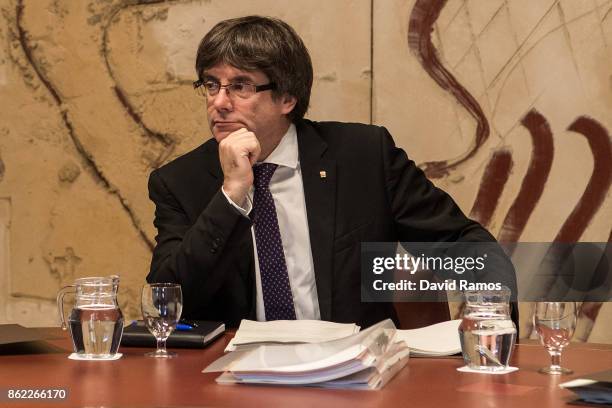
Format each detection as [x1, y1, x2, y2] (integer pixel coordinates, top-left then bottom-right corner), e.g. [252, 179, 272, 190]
[296, 121, 336, 321]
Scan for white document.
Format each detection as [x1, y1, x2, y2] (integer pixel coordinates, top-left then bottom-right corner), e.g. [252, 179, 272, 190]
[205, 320, 396, 384]
[315, 343, 411, 390]
[205, 318, 460, 390]
[393, 319, 461, 356]
[206, 319, 408, 390]
[218, 344, 410, 390]
[208, 319, 390, 373]
[224, 319, 360, 352]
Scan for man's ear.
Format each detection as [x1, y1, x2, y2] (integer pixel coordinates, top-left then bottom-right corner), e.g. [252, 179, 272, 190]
[280, 94, 297, 115]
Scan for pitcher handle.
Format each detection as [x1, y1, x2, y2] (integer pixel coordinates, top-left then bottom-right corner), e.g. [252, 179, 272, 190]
[56, 285, 75, 330]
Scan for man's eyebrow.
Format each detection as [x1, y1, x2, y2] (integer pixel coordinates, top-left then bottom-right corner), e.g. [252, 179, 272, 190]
[231, 74, 256, 82]
[201, 73, 256, 83]
[201, 74, 218, 82]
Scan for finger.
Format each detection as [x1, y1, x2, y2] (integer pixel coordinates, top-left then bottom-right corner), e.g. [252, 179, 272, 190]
[233, 133, 260, 160]
[224, 128, 248, 144]
[232, 127, 249, 136]
[248, 140, 261, 165]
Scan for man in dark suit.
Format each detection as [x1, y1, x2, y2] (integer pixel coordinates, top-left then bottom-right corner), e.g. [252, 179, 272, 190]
[147, 16, 517, 328]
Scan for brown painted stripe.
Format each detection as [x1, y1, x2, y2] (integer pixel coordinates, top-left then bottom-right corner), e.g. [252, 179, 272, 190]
[497, 109, 554, 243]
[580, 302, 604, 321]
[0, 150, 4, 182]
[101, 1, 176, 153]
[408, 0, 490, 178]
[470, 149, 513, 228]
[555, 117, 612, 243]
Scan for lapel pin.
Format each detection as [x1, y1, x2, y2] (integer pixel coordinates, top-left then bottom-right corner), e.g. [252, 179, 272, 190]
[319, 170, 327, 179]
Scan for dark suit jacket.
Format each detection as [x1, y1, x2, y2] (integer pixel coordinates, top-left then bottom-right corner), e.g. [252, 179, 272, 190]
[147, 120, 517, 328]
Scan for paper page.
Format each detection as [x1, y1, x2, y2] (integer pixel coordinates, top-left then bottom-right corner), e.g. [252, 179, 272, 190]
[225, 319, 360, 352]
[205, 319, 394, 373]
[208, 320, 410, 390]
[314, 367, 376, 386]
[560, 379, 598, 388]
[393, 319, 461, 356]
[216, 338, 410, 389]
[233, 358, 371, 384]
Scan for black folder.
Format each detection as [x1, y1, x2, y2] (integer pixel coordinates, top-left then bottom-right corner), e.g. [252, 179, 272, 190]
[563, 369, 612, 406]
[121, 321, 225, 349]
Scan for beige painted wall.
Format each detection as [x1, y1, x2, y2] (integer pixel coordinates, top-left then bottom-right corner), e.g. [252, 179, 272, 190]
[0, 0, 610, 342]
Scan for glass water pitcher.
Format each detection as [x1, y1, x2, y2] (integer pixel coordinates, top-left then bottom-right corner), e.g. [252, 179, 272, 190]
[458, 287, 516, 371]
[56, 276, 124, 359]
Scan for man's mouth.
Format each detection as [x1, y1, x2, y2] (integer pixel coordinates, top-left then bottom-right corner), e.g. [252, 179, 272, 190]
[210, 121, 248, 141]
[213, 121, 242, 128]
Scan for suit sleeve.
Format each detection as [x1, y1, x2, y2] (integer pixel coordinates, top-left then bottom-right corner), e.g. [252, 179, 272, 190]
[380, 127, 519, 309]
[146, 169, 252, 303]
[380, 128, 491, 242]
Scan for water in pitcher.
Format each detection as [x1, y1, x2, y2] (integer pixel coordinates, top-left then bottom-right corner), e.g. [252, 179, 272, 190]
[68, 304, 124, 358]
[459, 312, 516, 371]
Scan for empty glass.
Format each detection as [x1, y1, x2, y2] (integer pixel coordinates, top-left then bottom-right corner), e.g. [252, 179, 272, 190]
[141, 283, 182, 358]
[533, 302, 577, 374]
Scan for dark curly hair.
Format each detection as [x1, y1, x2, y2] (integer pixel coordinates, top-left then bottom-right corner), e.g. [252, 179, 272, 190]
[195, 16, 313, 121]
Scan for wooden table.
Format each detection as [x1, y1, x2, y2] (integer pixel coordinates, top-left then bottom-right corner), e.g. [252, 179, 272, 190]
[0, 329, 610, 407]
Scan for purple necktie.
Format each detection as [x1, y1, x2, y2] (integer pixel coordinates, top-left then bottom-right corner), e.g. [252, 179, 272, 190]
[252, 163, 296, 320]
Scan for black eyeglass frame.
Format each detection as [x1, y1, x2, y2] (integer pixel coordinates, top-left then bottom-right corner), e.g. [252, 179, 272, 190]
[193, 79, 277, 98]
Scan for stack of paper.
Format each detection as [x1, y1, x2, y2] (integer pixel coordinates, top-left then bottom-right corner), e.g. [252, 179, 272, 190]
[224, 319, 360, 352]
[205, 318, 461, 390]
[205, 319, 408, 390]
[394, 319, 461, 356]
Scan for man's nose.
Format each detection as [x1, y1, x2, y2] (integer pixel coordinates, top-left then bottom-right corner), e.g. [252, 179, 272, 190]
[210, 88, 233, 111]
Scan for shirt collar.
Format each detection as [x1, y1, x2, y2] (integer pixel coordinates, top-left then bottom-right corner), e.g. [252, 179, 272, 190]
[262, 123, 298, 169]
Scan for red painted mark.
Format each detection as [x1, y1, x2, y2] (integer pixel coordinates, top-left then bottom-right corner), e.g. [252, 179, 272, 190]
[580, 302, 604, 321]
[554, 117, 612, 243]
[408, 0, 490, 178]
[470, 149, 513, 228]
[497, 110, 554, 243]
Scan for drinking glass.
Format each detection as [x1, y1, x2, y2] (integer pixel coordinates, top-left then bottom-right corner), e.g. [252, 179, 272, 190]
[533, 302, 577, 374]
[141, 283, 183, 358]
[458, 288, 516, 371]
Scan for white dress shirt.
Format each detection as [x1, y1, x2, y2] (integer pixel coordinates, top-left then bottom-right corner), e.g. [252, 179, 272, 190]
[222, 124, 321, 321]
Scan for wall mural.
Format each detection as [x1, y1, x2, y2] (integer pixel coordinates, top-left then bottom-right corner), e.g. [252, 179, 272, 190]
[404, 0, 612, 340]
[0, 0, 610, 341]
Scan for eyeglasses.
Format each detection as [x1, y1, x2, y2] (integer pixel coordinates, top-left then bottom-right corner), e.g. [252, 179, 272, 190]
[193, 79, 277, 99]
